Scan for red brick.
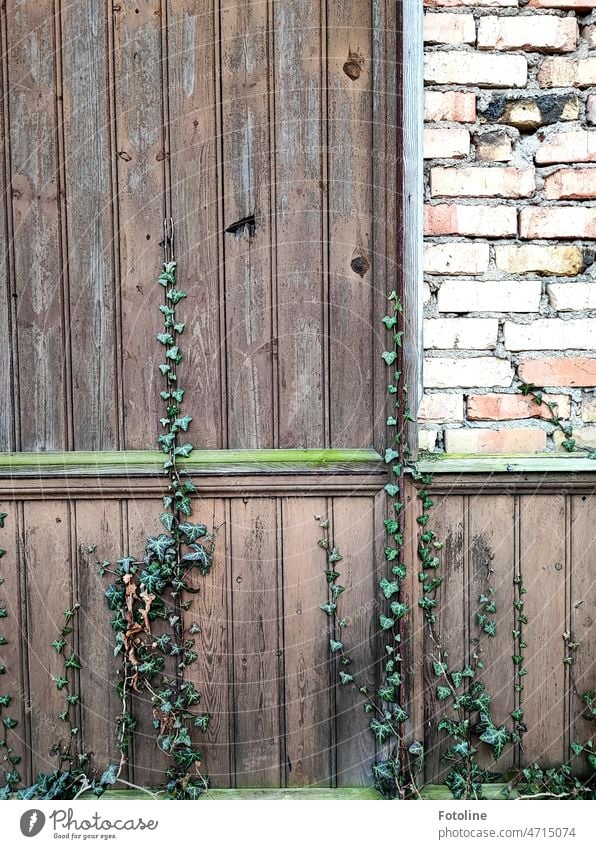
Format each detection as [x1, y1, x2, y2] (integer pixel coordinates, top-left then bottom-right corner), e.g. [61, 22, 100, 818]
[424, 91, 476, 122]
[425, 0, 517, 6]
[444, 427, 547, 453]
[520, 207, 596, 239]
[478, 15, 577, 53]
[544, 168, 596, 200]
[467, 393, 570, 421]
[528, 0, 596, 8]
[425, 52, 527, 88]
[425, 204, 518, 237]
[430, 166, 535, 198]
[536, 130, 596, 164]
[424, 13, 476, 44]
[518, 357, 596, 387]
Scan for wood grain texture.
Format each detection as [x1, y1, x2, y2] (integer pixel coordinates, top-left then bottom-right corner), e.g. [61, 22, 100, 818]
[327, 1, 374, 448]
[569, 495, 596, 776]
[167, 0, 222, 449]
[282, 496, 331, 786]
[23, 500, 72, 775]
[61, 0, 118, 450]
[7, 0, 66, 451]
[113, 0, 165, 449]
[220, 0, 274, 449]
[274, 0, 325, 449]
[75, 500, 124, 775]
[230, 498, 282, 786]
[333, 496, 377, 786]
[424, 495, 465, 784]
[520, 495, 567, 767]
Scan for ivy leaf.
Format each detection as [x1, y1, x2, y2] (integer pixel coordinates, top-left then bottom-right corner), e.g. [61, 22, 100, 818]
[160, 512, 175, 532]
[382, 315, 397, 329]
[182, 544, 213, 575]
[174, 443, 193, 458]
[483, 621, 497, 638]
[176, 496, 193, 516]
[384, 519, 399, 535]
[99, 764, 119, 786]
[174, 415, 193, 432]
[0, 694, 11, 708]
[379, 615, 395, 631]
[2, 717, 18, 730]
[156, 333, 173, 346]
[320, 602, 337, 617]
[145, 534, 175, 564]
[378, 686, 396, 703]
[384, 448, 399, 464]
[479, 724, 510, 759]
[379, 577, 399, 599]
[52, 676, 68, 691]
[325, 570, 340, 583]
[382, 351, 397, 366]
[329, 640, 343, 653]
[437, 686, 451, 701]
[433, 661, 447, 677]
[390, 601, 409, 619]
[384, 483, 399, 497]
[386, 416, 397, 426]
[339, 671, 354, 686]
[327, 548, 343, 564]
[64, 654, 82, 670]
[51, 639, 66, 654]
[194, 714, 211, 732]
[0, 512, 7, 528]
[385, 547, 399, 562]
[168, 289, 187, 305]
[370, 719, 393, 745]
[331, 584, 345, 601]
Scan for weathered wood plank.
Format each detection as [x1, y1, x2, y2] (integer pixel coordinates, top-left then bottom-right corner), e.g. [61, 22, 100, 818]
[274, 1, 325, 448]
[23, 500, 72, 775]
[113, 0, 165, 449]
[61, 0, 118, 450]
[184, 498, 232, 787]
[231, 498, 282, 786]
[424, 495, 465, 784]
[220, 0, 274, 448]
[75, 500, 124, 776]
[328, 2, 374, 448]
[7, 0, 66, 451]
[282, 496, 331, 786]
[333, 496, 377, 786]
[0, 11, 15, 452]
[167, 1, 222, 449]
[569, 495, 596, 776]
[468, 495, 515, 772]
[520, 495, 567, 767]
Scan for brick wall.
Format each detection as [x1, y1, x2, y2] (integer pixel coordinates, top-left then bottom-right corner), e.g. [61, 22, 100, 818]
[421, 0, 596, 454]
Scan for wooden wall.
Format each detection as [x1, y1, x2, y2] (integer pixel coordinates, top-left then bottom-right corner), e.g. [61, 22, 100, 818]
[0, 0, 399, 453]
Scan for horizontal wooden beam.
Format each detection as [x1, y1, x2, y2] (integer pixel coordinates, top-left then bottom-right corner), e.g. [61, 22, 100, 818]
[414, 453, 596, 475]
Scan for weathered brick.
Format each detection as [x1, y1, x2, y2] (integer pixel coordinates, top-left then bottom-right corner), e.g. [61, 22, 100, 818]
[423, 282, 432, 305]
[425, 204, 518, 237]
[528, 0, 596, 8]
[467, 392, 570, 421]
[544, 168, 596, 199]
[519, 207, 596, 239]
[424, 318, 499, 349]
[476, 130, 513, 161]
[478, 15, 577, 53]
[547, 283, 596, 311]
[424, 128, 470, 159]
[495, 244, 585, 276]
[538, 57, 596, 87]
[479, 93, 579, 130]
[425, 52, 527, 88]
[438, 280, 542, 312]
[518, 357, 596, 387]
[424, 13, 476, 44]
[425, 0, 517, 6]
[424, 242, 490, 275]
[424, 357, 514, 388]
[587, 94, 596, 125]
[430, 166, 535, 198]
[554, 426, 596, 450]
[582, 24, 596, 49]
[418, 430, 438, 452]
[535, 130, 596, 164]
[425, 91, 477, 122]
[504, 318, 596, 351]
[419, 393, 464, 423]
[581, 394, 596, 422]
[444, 427, 546, 453]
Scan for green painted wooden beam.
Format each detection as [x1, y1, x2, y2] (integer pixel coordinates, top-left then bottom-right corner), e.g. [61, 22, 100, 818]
[414, 453, 596, 474]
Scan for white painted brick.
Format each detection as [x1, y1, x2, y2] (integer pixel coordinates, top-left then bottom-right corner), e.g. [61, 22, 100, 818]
[424, 318, 499, 349]
[424, 242, 490, 275]
[418, 430, 439, 452]
[430, 166, 535, 198]
[423, 282, 432, 305]
[547, 283, 596, 311]
[478, 15, 578, 53]
[504, 318, 596, 350]
[582, 395, 596, 423]
[437, 280, 542, 313]
[424, 13, 476, 45]
[424, 357, 514, 388]
[418, 393, 463, 423]
[445, 427, 547, 454]
[424, 127, 470, 159]
[495, 244, 585, 277]
[424, 52, 528, 88]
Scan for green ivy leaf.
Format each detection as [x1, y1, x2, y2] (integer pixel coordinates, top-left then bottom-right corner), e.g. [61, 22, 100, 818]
[390, 601, 409, 619]
[436, 686, 451, 701]
[384, 483, 399, 497]
[382, 351, 397, 366]
[327, 548, 343, 564]
[64, 654, 82, 670]
[379, 577, 399, 599]
[194, 713, 211, 732]
[145, 534, 175, 563]
[174, 443, 193, 458]
[329, 640, 343, 653]
[0, 512, 7, 529]
[320, 602, 337, 617]
[173, 415, 193, 432]
[339, 671, 354, 686]
[384, 448, 399, 464]
[379, 615, 395, 631]
[479, 724, 511, 760]
[370, 719, 393, 745]
[382, 316, 397, 329]
[378, 686, 396, 703]
[433, 661, 447, 677]
[52, 676, 68, 691]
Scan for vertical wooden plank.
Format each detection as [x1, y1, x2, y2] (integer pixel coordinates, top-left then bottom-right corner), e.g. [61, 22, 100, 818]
[167, 1, 223, 449]
[327, 1, 374, 448]
[7, 0, 67, 451]
[75, 500, 123, 775]
[333, 496, 376, 786]
[0, 504, 28, 782]
[424, 495, 465, 784]
[282, 496, 331, 787]
[61, 1, 118, 450]
[114, 0, 165, 449]
[274, 1, 325, 448]
[220, 0, 274, 448]
[520, 495, 567, 767]
[23, 501, 72, 775]
[184, 498, 232, 787]
[231, 498, 281, 787]
[569, 495, 596, 775]
[468, 494, 515, 772]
